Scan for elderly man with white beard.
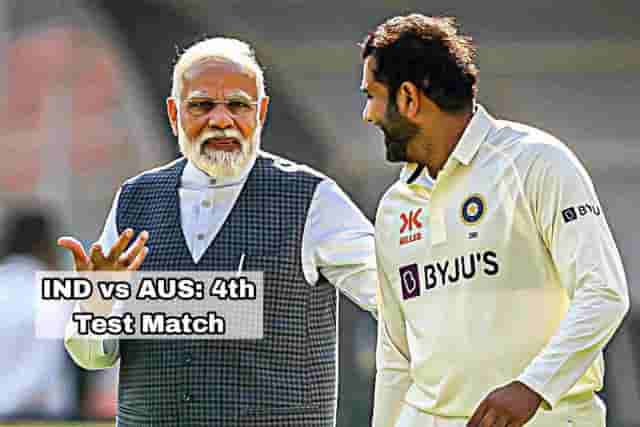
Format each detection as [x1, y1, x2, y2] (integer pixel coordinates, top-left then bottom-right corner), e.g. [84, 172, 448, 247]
[60, 38, 377, 427]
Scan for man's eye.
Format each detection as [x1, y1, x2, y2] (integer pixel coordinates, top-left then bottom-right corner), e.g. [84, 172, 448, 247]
[227, 101, 252, 114]
[187, 101, 213, 115]
[189, 101, 211, 109]
[229, 101, 249, 109]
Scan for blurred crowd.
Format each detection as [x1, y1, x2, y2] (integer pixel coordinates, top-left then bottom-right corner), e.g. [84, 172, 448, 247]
[1, 0, 638, 426]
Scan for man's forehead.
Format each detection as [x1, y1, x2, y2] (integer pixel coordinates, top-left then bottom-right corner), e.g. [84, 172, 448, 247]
[185, 89, 253, 99]
[182, 58, 258, 97]
[361, 56, 377, 88]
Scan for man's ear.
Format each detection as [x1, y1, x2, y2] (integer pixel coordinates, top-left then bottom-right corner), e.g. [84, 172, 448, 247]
[395, 81, 420, 119]
[167, 97, 179, 136]
[258, 96, 270, 126]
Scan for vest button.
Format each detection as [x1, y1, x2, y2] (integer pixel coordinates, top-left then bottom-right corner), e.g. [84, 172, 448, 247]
[183, 392, 192, 402]
[184, 354, 192, 365]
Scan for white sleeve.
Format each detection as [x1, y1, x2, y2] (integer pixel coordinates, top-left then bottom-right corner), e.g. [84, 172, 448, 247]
[372, 238, 412, 427]
[64, 189, 121, 370]
[97, 188, 121, 251]
[64, 303, 120, 370]
[517, 145, 630, 408]
[302, 179, 377, 315]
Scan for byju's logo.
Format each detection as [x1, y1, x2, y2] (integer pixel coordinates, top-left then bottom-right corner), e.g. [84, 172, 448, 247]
[399, 208, 424, 246]
[562, 203, 601, 223]
[562, 207, 578, 223]
[399, 264, 420, 300]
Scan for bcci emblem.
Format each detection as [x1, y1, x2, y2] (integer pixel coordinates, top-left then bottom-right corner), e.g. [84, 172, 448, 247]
[461, 194, 486, 225]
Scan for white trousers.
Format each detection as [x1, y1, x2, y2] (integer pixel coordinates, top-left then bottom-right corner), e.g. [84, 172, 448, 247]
[394, 393, 606, 427]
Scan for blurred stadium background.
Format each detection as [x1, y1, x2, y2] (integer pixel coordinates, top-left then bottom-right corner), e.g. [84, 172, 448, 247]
[0, 0, 638, 426]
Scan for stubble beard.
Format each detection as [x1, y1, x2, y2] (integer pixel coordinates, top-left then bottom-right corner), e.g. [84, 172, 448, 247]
[381, 101, 420, 163]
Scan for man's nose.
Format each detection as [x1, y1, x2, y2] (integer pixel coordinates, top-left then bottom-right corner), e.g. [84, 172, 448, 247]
[208, 105, 234, 129]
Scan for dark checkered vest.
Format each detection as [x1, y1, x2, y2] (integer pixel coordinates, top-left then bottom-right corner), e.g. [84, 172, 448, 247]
[115, 155, 337, 427]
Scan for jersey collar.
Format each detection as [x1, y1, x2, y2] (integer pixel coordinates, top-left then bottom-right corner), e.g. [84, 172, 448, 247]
[450, 103, 495, 166]
[400, 103, 496, 184]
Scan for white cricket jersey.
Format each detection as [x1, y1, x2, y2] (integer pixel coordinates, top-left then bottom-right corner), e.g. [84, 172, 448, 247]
[373, 105, 629, 426]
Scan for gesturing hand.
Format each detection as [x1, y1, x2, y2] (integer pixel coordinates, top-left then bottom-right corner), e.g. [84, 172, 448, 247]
[467, 381, 543, 427]
[58, 228, 149, 272]
[57, 229, 149, 314]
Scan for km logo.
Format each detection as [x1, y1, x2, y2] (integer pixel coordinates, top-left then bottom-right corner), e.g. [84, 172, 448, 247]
[400, 208, 423, 233]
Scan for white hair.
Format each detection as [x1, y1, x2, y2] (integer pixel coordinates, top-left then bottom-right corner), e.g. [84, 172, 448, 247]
[171, 37, 266, 101]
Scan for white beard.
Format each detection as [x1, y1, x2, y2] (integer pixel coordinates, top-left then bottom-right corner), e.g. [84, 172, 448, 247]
[177, 119, 261, 179]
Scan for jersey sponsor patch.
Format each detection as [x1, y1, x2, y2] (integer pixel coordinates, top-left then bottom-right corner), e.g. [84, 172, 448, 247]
[398, 251, 499, 299]
[399, 263, 421, 299]
[562, 202, 601, 223]
[424, 251, 499, 289]
[399, 208, 424, 245]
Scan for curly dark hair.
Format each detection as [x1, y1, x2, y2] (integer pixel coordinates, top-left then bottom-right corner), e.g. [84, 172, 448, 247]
[361, 14, 478, 112]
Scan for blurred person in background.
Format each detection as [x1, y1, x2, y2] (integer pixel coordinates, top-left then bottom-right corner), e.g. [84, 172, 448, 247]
[0, 4, 176, 417]
[0, 1, 171, 243]
[60, 37, 377, 427]
[361, 14, 630, 427]
[0, 206, 75, 419]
